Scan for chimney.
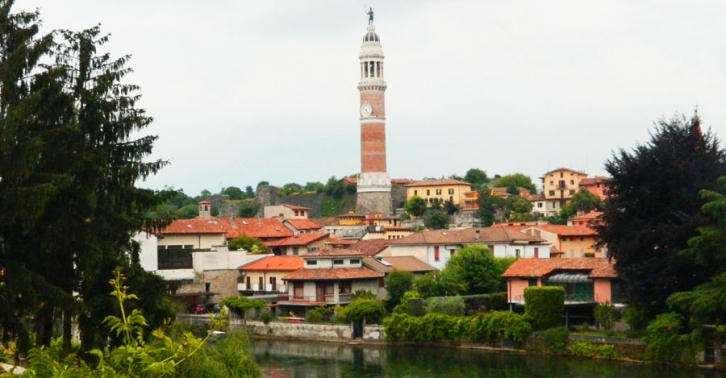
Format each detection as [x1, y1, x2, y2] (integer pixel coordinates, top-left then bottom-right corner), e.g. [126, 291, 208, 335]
[198, 201, 211, 219]
[475, 229, 480, 241]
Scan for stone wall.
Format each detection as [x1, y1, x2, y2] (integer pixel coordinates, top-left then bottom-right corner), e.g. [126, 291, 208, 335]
[357, 191, 392, 215]
[391, 182, 407, 210]
[203, 270, 239, 303]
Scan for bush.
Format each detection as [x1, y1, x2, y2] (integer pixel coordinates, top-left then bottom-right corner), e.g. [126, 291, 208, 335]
[593, 303, 617, 331]
[524, 286, 564, 330]
[566, 341, 620, 360]
[644, 312, 697, 364]
[307, 306, 335, 324]
[260, 308, 273, 325]
[622, 306, 648, 337]
[339, 298, 386, 324]
[542, 327, 569, 354]
[393, 290, 423, 316]
[465, 311, 533, 345]
[426, 296, 465, 316]
[461, 293, 508, 314]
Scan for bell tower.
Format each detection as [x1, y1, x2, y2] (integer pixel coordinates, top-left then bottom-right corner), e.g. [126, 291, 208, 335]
[356, 15, 392, 215]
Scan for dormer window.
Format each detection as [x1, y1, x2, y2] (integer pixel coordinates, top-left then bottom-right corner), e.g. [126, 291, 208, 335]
[306, 260, 317, 266]
[333, 259, 344, 265]
[350, 258, 360, 264]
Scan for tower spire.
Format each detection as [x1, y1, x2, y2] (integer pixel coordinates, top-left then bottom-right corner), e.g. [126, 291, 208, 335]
[356, 17, 392, 215]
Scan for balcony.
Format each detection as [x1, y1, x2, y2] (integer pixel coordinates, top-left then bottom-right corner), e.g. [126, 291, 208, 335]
[512, 294, 598, 304]
[277, 293, 353, 305]
[237, 283, 286, 294]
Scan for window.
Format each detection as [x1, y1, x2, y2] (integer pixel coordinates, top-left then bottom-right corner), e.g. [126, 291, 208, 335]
[435, 189, 442, 195]
[378, 278, 385, 287]
[414, 190, 417, 196]
[426, 189, 430, 195]
[258, 277, 263, 289]
[487, 245, 495, 254]
[310, 246, 319, 252]
[560, 172, 563, 178]
[294, 282, 304, 299]
[434, 246, 440, 261]
[450, 249, 456, 257]
[333, 259, 344, 265]
[340, 281, 351, 294]
[350, 258, 361, 264]
[270, 277, 276, 291]
[292, 247, 299, 256]
[537, 203, 543, 208]
[548, 190, 555, 196]
[534, 247, 539, 258]
[515, 249, 521, 258]
[570, 180, 574, 185]
[550, 181, 553, 186]
[448, 188, 454, 195]
[569, 189, 575, 195]
[528, 279, 537, 287]
[306, 260, 317, 266]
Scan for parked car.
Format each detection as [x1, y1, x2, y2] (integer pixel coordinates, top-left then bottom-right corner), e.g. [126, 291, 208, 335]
[193, 304, 207, 314]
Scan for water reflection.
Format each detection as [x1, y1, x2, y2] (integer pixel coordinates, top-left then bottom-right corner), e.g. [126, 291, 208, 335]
[253, 339, 726, 378]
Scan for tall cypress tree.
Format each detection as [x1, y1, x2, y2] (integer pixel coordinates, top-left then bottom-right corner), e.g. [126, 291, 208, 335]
[597, 113, 726, 316]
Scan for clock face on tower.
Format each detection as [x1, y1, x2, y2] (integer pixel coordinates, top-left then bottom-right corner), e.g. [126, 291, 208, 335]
[360, 102, 372, 117]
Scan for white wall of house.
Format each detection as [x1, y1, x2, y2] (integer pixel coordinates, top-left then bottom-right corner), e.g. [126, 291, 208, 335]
[158, 234, 226, 250]
[133, 231, 158, 271]
[304, 257, 363, 269]
[384, 245, 427, 263]
[192, 248, 266, 271]
[155, 269, 195, 280]
[489, 244, 550, 258]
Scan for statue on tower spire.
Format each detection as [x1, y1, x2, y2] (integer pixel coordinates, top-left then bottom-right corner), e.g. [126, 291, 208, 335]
[367, 7, 374, 25]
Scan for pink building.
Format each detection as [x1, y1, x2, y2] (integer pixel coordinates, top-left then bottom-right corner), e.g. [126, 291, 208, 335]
[502, 258, 621, 305]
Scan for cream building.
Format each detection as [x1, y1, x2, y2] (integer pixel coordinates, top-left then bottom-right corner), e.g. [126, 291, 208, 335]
[405, 179, 472, 207]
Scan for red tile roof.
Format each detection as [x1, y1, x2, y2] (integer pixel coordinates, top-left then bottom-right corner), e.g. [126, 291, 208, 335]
[158, 218, 228, 234]
[240, 256, 304, 271]
[349, 239, 389, 256]
[541, 167, 587, 177]
[502, 258, 617, 279]
[406, 179, 472, 187]
[310, 217, 337, 226]
[386, 227, 547, 246]
[570, 211, 603, 222]
[329, 237, 355, 246]
[159, 217, 293, 239]
[364, 256, 436, 273]
[303, 248, 366, 257]
[285, 219, 322, 231]
[270, 233, 329, 247]
[579, 176, 609, 186]
[522, 224, 598, 237]
[283, 267, 383, 281]
[281, 204, 311, 210]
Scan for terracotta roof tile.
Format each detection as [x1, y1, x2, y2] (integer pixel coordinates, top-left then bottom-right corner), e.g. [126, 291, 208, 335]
[303, 248, 365, 257]
[522, 224, 598, 237]
[272, 233, 329, 247]
[364, 256, 436, 273]
[159, 217, 294, 239]
[328, 237, 355, 246]
[285, 219, 322, 230]
[570, 211, 604, 221]
[239, 256, 304, 271]
[406, 179, 472, 187]
[310, 217, 338, 226]
[349, 239, 389, 256]
[281, 204, 311, 210]
[386, 227, 547, 246]
[541, 167, 587, 177]
[283, 267, 383, 281]
[502, 258, 617, 279]
[579, 176, 609, 186]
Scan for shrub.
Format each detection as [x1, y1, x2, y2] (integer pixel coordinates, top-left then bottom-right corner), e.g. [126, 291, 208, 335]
[524, 286, 564, 330]
[260, 308, 273, 325]
[393, 290, 423, 316]
[542, 327, 569, 354]
[644, 312, 697, 364]
[426, 296, 465, 316]
[465, 311, 533, 345]
[593, 303, 617, 331]
[307, 306, 334, 324]
[339, 298, 386, 324]
[461, 293, 508, 314]
[622, 306, 648, 337]
[566, 342, 620, 360]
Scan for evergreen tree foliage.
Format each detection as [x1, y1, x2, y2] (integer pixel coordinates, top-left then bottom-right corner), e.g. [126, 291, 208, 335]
[384, 270, 414, 309]
[424, 209, 449, 230]
[597, 113, 726, 315]
[571, 188, 602, 213]
[442, 245, 504, 295]
[475, 189, 505, 226]
[492, 173, 537, 193]
[403, 195, 426, 217]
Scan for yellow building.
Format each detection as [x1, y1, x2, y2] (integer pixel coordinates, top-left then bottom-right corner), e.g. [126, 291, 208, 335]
[405, 179, 472, 207]
[540, 168, 588, 206]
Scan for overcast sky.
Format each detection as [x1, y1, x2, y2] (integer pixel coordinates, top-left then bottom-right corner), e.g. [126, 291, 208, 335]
[14, 1, 726, 196]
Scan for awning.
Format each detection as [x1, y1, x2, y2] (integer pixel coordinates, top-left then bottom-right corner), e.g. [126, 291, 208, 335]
[546, 273, 591, 284]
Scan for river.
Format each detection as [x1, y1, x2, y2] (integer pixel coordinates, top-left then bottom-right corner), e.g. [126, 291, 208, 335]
[252, 339, 726, 378]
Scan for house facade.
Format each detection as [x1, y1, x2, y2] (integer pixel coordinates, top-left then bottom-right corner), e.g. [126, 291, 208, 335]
[405, 179, 472, 207]
[238, 255, 303, 295]
[579, 176, 609, 200]
[384, 227, 550, 270]
[268, 233, 334, 256]
[263, 204, 311, 219]
[540, 168, 589, 206]
[502, 258, 621, 305]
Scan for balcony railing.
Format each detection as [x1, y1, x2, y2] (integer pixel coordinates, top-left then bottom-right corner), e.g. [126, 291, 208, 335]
[513, 294, 597, 304]
[237, 283, 286, 293]
[278, 293, 353, 304]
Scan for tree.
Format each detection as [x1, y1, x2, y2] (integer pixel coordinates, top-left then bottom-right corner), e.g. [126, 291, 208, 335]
[476, 189, 506, 226]
[547, 203, 578, 225]
[403, 196, 427, 217]
[338, 298, 386, 324]
[443, 199, 460, 215]
[571, 188, 602, 213]
[442, 245, 505, 295]
[304, 181, 325, 193]
[220, 296, 266, 324]
[384, 270, 414, 309]
[424, 209, 449, 230]
[244, 185, 255, 198]
[503, 195, 533, 222]
[228, 235, 270, 254]
[492, 173, 537, 193]
[282, 182, 303, 196]
[597, 113, 726, 316]
[464, 168, 490, 190]
[221, 186, 245, 200]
